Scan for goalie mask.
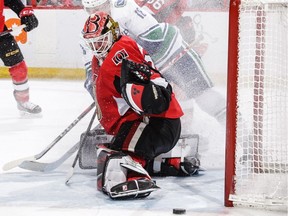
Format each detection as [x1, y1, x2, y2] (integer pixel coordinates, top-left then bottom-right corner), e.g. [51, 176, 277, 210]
[82, 11, 120, 58]
[82, 0, 110, 15]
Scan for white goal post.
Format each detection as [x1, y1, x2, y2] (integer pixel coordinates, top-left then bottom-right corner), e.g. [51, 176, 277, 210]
[225, 0, 287, 210]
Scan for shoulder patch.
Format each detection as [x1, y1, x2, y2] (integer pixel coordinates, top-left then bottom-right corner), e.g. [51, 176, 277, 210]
[114, 0, 127, 8]
[112, 49, 129, 65]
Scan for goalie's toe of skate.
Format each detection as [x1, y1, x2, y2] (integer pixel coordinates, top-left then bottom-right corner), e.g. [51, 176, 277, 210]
[109, 178, 160, 199]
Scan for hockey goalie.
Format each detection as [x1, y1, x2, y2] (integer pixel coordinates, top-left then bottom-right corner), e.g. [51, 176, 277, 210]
[79, 11, 201, 200]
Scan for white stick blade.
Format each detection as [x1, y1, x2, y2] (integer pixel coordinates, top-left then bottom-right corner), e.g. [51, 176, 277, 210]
[2, 156, 36, 171]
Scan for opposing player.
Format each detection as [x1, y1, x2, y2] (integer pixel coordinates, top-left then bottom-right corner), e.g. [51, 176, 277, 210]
[0, 0, 41, 115]
[134, 0, 195, 44]
[81, 0, 226, 128]
[82, 11, 184, 199]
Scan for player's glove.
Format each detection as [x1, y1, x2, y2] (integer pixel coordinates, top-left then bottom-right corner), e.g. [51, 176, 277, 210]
[19, 7, 38, 32]
[120, 59, 152, 87]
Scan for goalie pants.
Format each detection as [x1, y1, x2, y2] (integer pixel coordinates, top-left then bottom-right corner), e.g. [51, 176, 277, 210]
[109, 117, 181, 162]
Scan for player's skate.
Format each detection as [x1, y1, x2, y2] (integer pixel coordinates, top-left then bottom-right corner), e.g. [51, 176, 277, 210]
[17, 101, 42, 116]
[14, 89, 42, 116]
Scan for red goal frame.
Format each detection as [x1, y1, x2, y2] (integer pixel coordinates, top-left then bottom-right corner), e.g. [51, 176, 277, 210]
[224, 0, 240, 207]
[225, 0, 271, 207]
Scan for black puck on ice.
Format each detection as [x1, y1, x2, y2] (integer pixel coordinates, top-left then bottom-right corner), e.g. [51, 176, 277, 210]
[173, 208, 186, 214]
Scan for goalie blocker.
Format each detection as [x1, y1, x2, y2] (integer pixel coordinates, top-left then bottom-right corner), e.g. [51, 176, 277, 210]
[96, 144, 159, 199]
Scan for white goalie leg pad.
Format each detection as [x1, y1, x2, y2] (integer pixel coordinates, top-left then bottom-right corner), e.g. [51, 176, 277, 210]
[103, 154, 128, 194]
[97, 146, 159, 199]
[120, 156, 150, 177]
[109, 177, 159, 199]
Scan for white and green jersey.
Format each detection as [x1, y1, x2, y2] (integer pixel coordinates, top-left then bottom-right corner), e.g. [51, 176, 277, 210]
[110, 0, 183, 69]
[81, 0, 212, 101]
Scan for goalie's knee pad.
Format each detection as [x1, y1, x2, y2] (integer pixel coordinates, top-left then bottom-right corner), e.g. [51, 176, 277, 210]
[96, 145, 159, 199]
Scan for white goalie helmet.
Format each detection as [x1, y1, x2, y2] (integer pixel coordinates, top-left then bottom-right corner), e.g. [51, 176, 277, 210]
[82, 0, 110, 14]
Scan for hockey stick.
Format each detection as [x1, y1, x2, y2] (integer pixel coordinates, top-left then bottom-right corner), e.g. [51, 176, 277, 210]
[160, 41, 196, 73]
[16, 133, 112, 172]
[2, 102, 95, 171]
[65, 107, 97, 184]
[0, 24, 26, 37]
[18, 141, 80, 172]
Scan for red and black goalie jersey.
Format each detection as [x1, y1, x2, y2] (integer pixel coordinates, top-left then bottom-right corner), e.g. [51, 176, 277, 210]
[93, 35, 183, 135]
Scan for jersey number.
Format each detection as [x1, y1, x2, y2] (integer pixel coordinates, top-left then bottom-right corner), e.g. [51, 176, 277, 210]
[140, 0, 165, 10]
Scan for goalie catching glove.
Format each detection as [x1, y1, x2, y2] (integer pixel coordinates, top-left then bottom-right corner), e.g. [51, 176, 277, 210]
[96, 145, 159, 199]
[120, 59, 172, 115]
[121, 58, 152, 84]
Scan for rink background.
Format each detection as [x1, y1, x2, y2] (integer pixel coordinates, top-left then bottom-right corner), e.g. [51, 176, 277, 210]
[1, 9, 229, 87]
[0, 79, 286, 216]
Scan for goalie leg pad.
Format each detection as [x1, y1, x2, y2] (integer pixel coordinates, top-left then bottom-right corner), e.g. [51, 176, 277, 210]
[109, 178, 159, 200]
[149, 157, 200, 177]
[149, 134, 201, 176]
[96, 145, 159, 199]
[96, 145, 123, 192]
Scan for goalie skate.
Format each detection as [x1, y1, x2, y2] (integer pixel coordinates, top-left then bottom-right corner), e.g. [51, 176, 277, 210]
[17, 101, 42, 116]
[108, 178, 159, 200]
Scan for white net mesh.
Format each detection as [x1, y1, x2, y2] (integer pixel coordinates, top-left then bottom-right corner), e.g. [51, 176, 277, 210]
[230, 0, 288, 209]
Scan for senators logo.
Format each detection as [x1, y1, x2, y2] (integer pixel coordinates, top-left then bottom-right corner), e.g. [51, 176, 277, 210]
[112, 49, 129, 65]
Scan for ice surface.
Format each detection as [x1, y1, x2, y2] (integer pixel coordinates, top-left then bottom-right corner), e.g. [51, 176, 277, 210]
[0, 79, 286, 216]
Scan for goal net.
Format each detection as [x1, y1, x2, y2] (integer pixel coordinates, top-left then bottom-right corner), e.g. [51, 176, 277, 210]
[225, 0, 288, 210]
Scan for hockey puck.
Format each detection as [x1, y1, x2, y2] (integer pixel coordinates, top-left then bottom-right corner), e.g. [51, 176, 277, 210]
[173, 208, 186, 214]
